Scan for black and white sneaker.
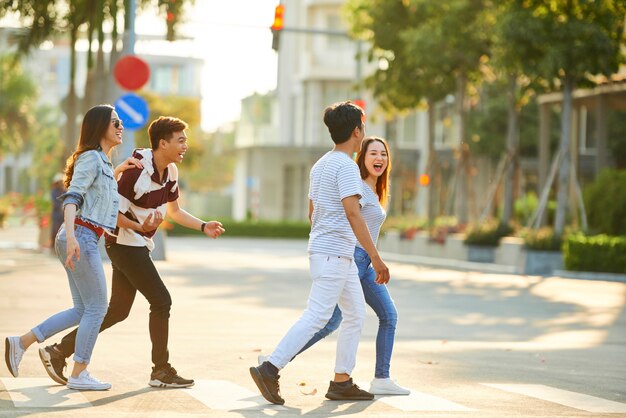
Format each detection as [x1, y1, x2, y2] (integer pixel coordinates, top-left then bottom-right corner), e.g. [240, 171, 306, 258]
[149, 366, 194, 388]
[39, 344, 68, 385]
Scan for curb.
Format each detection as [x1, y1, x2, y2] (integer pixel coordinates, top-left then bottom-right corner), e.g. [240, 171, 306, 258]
[553, 269, 626, 284]
[381, 251, 519, 275]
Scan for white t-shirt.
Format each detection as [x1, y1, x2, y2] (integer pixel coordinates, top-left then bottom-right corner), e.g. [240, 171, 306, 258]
[308, 151, 362, 258]
[356, 180, 386, 249]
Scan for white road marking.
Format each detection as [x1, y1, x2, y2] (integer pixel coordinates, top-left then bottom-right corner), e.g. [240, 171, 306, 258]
[1, 378, 91, 408]
[377, 392, 474, 412]
[356, 381, 473, 411]
[187, 379, 287, 411]
[482, 383, 626, 413]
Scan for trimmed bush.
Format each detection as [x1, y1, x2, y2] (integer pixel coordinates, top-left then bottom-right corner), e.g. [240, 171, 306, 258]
[583, 169, 626, 236]
[464, 221, 513, 247]
[522, 227, 562, 252]
[167, 219, 310, 239]
[563, 234, 626, 274]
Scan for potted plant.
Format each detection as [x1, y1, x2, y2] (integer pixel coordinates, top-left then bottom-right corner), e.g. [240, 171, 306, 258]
[521, 227, 563, 275]
[464, 221, 512, 263]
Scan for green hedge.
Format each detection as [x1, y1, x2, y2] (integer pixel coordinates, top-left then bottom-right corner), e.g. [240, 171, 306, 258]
[583, 169, 626, 236]
[563, 234, 626, 274]
[167, 219, 310, 239]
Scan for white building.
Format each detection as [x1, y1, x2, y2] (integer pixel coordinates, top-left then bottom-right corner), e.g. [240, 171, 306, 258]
[233, 0, 433, 221]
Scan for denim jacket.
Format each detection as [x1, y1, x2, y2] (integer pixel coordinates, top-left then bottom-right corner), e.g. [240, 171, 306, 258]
[59, 149, 119, 231]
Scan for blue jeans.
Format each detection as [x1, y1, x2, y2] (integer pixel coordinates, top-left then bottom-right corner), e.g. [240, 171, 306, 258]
[296, 246, 398, 378]
[31, 225, 108, 364]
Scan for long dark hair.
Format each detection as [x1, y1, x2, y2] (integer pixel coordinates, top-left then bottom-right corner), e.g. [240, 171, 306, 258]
[63, 104, 114, 188]
[355, 136, 392, 207]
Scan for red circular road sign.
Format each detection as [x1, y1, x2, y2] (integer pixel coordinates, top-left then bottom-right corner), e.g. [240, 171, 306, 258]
[113, 55, 150, 90]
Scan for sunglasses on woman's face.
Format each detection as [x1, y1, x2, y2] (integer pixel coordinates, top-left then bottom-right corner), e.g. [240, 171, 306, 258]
[111, 118, 123, 129]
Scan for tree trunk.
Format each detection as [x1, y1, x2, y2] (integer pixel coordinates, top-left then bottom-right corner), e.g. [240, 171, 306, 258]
[554, 76, 574, 235]
[83, 19, 96, 113]
[427, 99, 437, 225]
[64, 27, 79, 160]
[454, 74, 468, 224]
[502, 73, 519, 225]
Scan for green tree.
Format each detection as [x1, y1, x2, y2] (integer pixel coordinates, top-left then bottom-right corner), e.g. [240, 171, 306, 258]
[515, 0, 626, 235]
[1, 0, 195, 157]
[0, 53, 37, 155]
[346, 0, 491, 223]
[481, 0, 548, 225]
[29, 105, 64, 186]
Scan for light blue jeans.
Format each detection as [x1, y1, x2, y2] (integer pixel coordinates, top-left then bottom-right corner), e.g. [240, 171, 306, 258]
[296, 246, 398, 378]
[31, 224, 108, 364]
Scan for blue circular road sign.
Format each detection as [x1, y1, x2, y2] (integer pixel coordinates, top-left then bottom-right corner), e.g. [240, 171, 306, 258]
[114, 93, 149, 131]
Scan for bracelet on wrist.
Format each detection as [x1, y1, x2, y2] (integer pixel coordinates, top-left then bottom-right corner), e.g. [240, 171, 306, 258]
[200, 222, 207, 233]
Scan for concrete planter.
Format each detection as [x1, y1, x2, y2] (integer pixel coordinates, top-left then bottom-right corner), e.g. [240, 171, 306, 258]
[523, 250, 563, 275]
[467, 245, 496, 263]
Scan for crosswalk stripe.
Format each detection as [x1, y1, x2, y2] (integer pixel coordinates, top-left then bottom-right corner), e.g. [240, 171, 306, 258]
[355, 381, 473, 411]
[186, 379, 287, 411]
[376, 392, 474, 412]
[482, 383, 626, 413]
[1, 378, 91, 408]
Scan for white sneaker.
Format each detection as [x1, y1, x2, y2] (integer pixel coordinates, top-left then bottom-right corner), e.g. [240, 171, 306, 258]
[67, 370, 111, 391]
[369, 378, 411, 395]
[257, 354, 269, 365]
[5, 336, 25, 377]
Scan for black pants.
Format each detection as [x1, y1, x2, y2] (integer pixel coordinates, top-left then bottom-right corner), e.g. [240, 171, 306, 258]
[58, 243, 172, 370]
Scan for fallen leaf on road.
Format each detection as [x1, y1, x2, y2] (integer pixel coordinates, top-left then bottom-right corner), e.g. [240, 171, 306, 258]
[252, 348, 262, 352]
[298, 382, 307, 386]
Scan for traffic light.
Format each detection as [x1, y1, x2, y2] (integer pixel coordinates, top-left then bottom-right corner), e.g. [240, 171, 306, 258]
[419, 174, 431, 187]
[272, 4, 285, 30]
[271, 4, 285, 50]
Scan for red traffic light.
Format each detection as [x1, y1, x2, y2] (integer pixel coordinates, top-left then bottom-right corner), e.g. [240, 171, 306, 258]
[272, 4, 285, 31]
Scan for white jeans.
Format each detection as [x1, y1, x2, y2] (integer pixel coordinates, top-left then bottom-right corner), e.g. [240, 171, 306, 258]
[269, 254, 366, 374]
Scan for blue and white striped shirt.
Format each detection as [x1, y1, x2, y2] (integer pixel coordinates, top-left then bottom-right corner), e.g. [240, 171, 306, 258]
[308, 151, 362, 259]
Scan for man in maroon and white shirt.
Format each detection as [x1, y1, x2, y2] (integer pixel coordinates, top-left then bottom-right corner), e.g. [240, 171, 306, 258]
[39, 116, 225, 388]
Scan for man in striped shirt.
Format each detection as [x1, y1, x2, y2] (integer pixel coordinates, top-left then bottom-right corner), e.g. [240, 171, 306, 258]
[250, 101, 390, 405]
[38, 116, 225, 389]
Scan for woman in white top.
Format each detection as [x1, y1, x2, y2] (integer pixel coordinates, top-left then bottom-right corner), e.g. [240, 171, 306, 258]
[289, 136, 410, 395]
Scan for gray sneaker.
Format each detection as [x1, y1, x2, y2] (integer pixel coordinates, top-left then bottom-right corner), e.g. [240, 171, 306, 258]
[5, 336, 25, 378]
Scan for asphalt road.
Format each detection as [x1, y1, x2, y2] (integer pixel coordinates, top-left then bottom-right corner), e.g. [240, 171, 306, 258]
[1, 234, 625, 417]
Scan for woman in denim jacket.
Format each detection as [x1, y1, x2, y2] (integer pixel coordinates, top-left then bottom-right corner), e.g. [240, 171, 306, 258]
[5, 104, 136, 391]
